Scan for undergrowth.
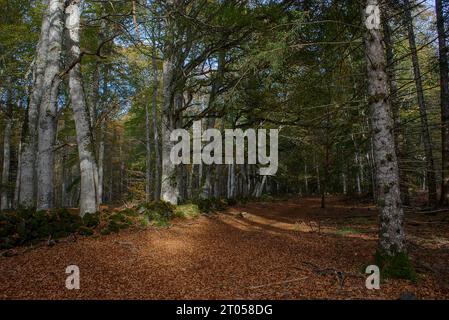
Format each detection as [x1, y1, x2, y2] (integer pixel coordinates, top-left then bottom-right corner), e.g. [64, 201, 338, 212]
[1, 195, 283, 250]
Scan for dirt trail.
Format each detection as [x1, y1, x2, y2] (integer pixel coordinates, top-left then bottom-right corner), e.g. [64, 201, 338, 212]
[1, 197, 448, 299]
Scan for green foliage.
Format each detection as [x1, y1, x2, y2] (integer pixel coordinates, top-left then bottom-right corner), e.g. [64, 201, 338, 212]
[82, 212, 100, 228]
[335, 227, 363, 236]
[99, 211, 133, 235]
[174, 204, 201, 219]
[193, 198, 228, 213]
[375, 251, 417, 282]
[0, 208, 84, 249]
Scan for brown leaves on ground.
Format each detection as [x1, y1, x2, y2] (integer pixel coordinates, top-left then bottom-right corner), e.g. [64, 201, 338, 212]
[1, 197, 449, 300]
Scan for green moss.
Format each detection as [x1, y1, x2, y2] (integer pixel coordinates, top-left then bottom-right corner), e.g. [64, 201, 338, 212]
[137, 216, 150, 228]
[82, 212, 100, 228]
[375, 251, 417, 282]
[174, 204, 201, 218]
[194, 198, 228, 213]
[120, 208, 139, 217]
[152, 218, 171, 228]
[335, 227, 364, 236]
[78, 226, 94, 236]
[0, 208, 84, 247]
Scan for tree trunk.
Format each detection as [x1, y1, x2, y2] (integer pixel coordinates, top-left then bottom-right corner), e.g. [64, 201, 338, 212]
[65, 0, 99, 216]
[403, 0, 437, 205]
[145, 87, 152, 202]
[36, 0, 64, 210]
[364, 0, 406, 256]
[436, 0, 449, 205]
[98, 122, 105, 204]
[13, 140, 21, 208]
[151, 50, 161, 200]
[1, 102, 13, 210]
[304, 162, 308, 194]
[18, 0, 52, 207]
[160, 58, 179, 204]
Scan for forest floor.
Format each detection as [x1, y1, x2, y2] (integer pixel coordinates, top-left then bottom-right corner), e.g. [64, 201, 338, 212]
[1, 196, 449, 300]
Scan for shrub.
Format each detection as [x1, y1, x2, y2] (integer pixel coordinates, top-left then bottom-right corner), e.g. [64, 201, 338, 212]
[0, 208, 83, 248]
[174, 204, 201, 219]
[82, 212, 100, 228]
[194, 198, 228, 213]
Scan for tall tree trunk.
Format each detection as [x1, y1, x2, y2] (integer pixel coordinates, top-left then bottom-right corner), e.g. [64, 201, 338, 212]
[364, 0, 406, 256]
[1, 101, 13, 210]
[403, 0, 437, 205]
[95, 12, 109, 206]
[304, 162, 308, 194]
[145, 89, 152, 202]
[13, 140, 21, 208]
[160, 58, 178, 204]
[36, 0, 64, 210]
[98, 122, 105, 204]
[65, 0, 99, 216]
[18, 0, 52, 207]
[152, 50, 161, 200]
[436, 0, 449, 205]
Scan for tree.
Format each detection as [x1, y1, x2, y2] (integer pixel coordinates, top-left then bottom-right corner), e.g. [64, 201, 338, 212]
[403, 0, 437, 205]
[36, 0, 65, 210]
[1, 92, 13, 210]
[436, 0, 449, 205]
[18, 0, 53, 208]
[65, 0, 99, 216]
[364, 0, 407, 257]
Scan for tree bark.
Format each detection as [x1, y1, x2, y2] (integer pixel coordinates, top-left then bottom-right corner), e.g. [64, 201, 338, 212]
[364, 0, 406, 256]
[160, 57, 179, 204]
[403, 0, 437, 205]
[65, 0, 99, 216]
[1, 101, 13, 210]
[436, 0, 449, 205]
[36, 0, 65, 210]
[152, 50, 161, 200]
[18, 0, 51, 207]
[145, 86, 152, 202]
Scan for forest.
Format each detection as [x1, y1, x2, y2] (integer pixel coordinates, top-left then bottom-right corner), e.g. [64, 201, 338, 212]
[0, 0, 448, 301]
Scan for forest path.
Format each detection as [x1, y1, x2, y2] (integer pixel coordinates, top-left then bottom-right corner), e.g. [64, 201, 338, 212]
[1, 197, 448, 299]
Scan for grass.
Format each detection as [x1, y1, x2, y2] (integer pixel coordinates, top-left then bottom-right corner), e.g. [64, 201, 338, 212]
[174, 204, 201, 219]
[335, 227, 364, 236]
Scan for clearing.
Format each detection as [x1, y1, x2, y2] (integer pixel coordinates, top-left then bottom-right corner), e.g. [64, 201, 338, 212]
[1, 197, 449, 299]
